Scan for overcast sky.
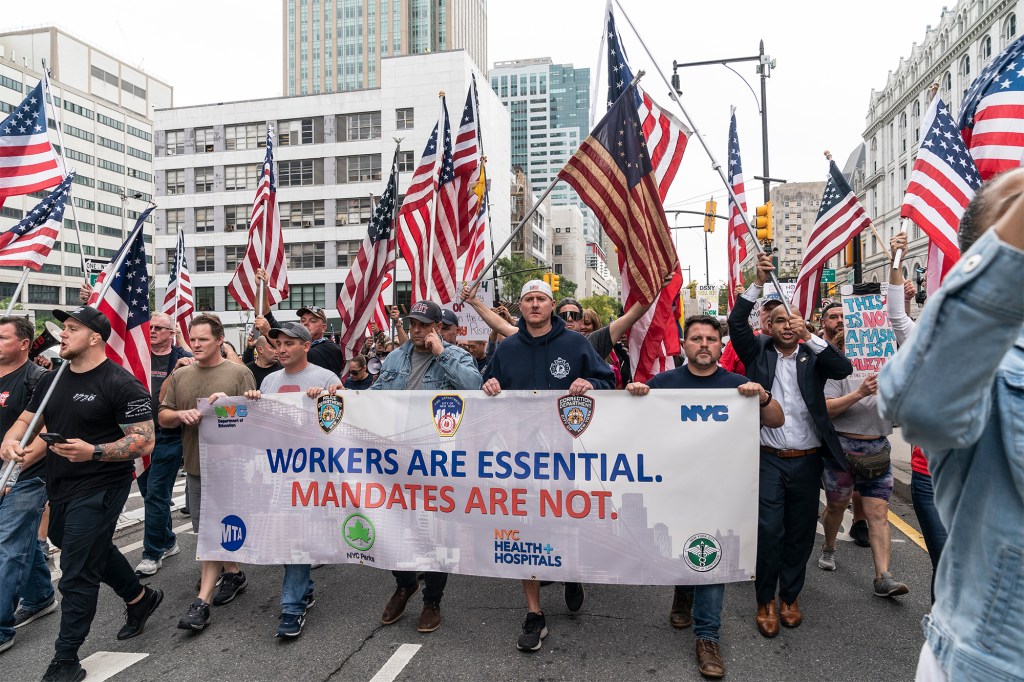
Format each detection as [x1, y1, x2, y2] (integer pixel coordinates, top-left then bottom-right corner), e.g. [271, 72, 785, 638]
[10, 0, 954, 283]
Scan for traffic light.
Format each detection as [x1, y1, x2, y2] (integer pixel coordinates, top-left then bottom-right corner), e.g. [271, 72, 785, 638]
[844, 241, 855, 268]
[703, 199, 717, 233]
[550, 274, 560, 293]
[542, 272, 552, 286]
[755, 201, 773, 242]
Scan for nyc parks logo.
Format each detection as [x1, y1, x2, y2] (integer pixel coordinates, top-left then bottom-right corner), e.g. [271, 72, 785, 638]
[343, 512, 376, 552]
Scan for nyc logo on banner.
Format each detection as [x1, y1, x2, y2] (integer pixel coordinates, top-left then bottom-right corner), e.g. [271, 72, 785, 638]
[558, 395, 594, 437]
[317, 394, 344, 433]
[432, 395, 464, 437]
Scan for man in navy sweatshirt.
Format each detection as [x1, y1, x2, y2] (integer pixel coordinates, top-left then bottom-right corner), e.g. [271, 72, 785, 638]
[482, 279, 614, 653]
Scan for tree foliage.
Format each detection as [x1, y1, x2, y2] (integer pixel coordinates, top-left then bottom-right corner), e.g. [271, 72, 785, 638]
[494, 255, 577, 304]
[578, 294, 619, 324]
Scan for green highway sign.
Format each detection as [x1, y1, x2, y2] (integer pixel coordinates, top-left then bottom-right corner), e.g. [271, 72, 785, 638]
[821, 268, 836, 283]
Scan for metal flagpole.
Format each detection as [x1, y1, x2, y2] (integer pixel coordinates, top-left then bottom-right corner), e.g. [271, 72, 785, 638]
[172, 229, 183, 345]
[255, 124, 275, 318]
[424, 93, 446, 301]
[612, 0, 793, 315]
[390, 140, 402, 344]
[589, 0, 612, 129]
[0, 213, 150, 490]
[4, 270, 30, 316]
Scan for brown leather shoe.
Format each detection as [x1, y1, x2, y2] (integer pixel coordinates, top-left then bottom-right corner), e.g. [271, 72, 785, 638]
[695, 639, 725, 678]
[755, 601, 779, 638]
[381, 584, 419, 624]
[670, 588, 694, 628]
[417, 601, 441, 633]
[780, 598, 802, 628]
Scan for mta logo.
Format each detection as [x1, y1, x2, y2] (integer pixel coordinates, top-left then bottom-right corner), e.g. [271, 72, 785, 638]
[680, 405, 729, 422]
[214, 405, 247, 419]
[220, 515, 246, 551]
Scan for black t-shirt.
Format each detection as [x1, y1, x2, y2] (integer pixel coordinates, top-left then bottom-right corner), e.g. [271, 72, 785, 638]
[247, 360, 283, 389]
[343, 373, 374, 391]
[646, 365, 747, 390]
[1, 362, 47, 481]
[28, 360, 153, 503]
[308, 338, 346, 376]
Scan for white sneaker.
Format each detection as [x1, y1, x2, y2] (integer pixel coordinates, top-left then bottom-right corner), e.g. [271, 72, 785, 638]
[135, 557, 162, 575]
[162, 544, 181, 559]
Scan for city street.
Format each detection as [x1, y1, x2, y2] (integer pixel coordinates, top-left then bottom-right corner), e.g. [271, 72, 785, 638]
[5, 474, 933, 682]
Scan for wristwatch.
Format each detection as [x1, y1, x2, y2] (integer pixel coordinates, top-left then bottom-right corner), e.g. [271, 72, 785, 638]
[92, 445, 103, 461]
[759, 390, 773, 408]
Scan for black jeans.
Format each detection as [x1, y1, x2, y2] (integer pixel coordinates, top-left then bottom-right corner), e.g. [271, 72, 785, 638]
[393, 571, 447, 604]
[49, 485, 141, 661]
[755, 451, 823, 605]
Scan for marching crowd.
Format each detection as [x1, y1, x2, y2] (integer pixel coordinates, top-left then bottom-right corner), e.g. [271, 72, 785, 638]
[0, 169, 1021, 681]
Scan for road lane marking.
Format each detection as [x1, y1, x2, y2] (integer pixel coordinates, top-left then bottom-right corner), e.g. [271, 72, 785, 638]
[80, 652, 148, 681]
[888, 510, 928, 552]
[119, 522, 195, 555]
[369, 644, 422, 682]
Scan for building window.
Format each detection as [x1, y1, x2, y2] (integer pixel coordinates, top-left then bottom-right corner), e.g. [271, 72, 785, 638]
[166, 209, 184, 230]
[128, 167, 153, 182]
[225, 205, 249, 231]
[336, 240, 361, 267]
[166, 170, 185, 194]
[280, 200, 325, 228]
[941, 71, 952, 97]
[194, 286, 215, 311]
[194, 247, 216, 273]
[98, 136, 125, 153]
[898, 112, 907, 153]
[554, 245, 563, 256]
[337, 198, 372, 225]
[166, 130, 185, 155]
[398, 150, 415, 172]
[195, 207, 214, 233]
[278, 118, 316, 145]
[1004, 13, 1017, 47]
[225, 245, 247, 270]
[63, 124, 94, 142]
[338, 154, 381, 183]
[225, 164, 258, 191]
[224, 123, 264, 151]
[338, 111, 381, 141]
[278, 159, 315, 186]
[554, 263, 562, 274]
[127, 123, 151, 141]
[195, 167, 214, 192]
[396, 108, 414, 130]
[287, 242, 325, 269]
[224, 287, 242, 312]
[911, 101, 921, 142]
[195, 127, 215, 153]
[28, 285, 60, 305]
[278, 283, 324, 310]
[981, 35, 993, 62]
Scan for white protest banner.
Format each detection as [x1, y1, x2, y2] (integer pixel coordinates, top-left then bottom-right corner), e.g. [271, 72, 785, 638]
[449, 280, 494, 341]
[696, 285, 719, 316]
[198, 390, 759, 585]
[840, 287, 897, 379]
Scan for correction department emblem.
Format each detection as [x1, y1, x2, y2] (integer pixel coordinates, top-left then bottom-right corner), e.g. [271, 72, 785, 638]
[432, 394, 464, 437]
[343, 513, 375, 552]
[684, 533, 722, 572]
[558, 395, 594, 438]
[317, 394, 344, 434]
[550, 357, 571, 379]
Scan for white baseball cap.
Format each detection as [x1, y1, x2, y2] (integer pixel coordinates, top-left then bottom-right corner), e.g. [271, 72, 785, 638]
[520, 279, 554, 300]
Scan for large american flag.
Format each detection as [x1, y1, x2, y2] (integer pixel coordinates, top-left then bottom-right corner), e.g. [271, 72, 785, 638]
[457, 76, 489, 283]
[958, 32, 1024, 181]
[791, 161, 871, 317]
[372, 272, 394, 335]
[430, 98, 460, 305]
[88, 207, 156, 477]
[726, 109, 749, 311]
[161, 228, 195, 343]
[0, 80, 63, 207]
[559, 84, 679, 383]
[396, 100, 452, 303]
[0, 172, 72, 269]
[901, 96, 981, 287]
[337, 150, 399, 360]
[227, 127, 288, 310]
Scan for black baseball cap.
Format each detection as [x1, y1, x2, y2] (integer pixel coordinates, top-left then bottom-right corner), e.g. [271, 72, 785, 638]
[268, 321, 312, 342]
[53, 306, 111, 341]
[406, 300, 442, 323]
[440, 308, 459, 326]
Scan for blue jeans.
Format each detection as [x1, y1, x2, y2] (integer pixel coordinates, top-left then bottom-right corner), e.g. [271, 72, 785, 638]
[911, 471, 948, 602]
[0, 476, 52, 643]
[280, 565, 313, 616]
[676, 584, 726, 642]
[136, 437, 183, 561]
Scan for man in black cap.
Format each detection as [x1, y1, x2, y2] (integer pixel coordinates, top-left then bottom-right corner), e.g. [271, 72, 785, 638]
[439, 308, 460, 345]
[296, 306, 346, 376]
[1, 306, 161, 682]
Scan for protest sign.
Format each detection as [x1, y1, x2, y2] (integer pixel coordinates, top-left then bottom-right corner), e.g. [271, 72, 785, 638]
[197, 390, 759, 585]
[449, 280, 495, 341]
[696, 285, 719, 316]
[840, 285, 897, 378]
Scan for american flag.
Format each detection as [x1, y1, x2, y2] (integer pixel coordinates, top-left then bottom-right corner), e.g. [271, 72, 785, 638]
[457, 76, 489, 283]
[958, 32, 1024, 181]
[726, 109, 749, 311]
[791, 161, 871, 317]
[0, 172, 72, 269]
[901, 96, 981, 287]
[88, 207, 156, 477]
[337, 150, 399, 360]
[396, 100, 453, 303]
[559, 84, 679, 383]
[372, 272, 394, 335]
[227, 127, 288, 310]
[462, 162, 489, 282]
[0, 80, 63, 207]
[430, 98, 460, 305]
[161, 228, 195, 343]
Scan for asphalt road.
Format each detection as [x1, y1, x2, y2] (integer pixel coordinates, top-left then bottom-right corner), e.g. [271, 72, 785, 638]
[4, 488, 933, 682]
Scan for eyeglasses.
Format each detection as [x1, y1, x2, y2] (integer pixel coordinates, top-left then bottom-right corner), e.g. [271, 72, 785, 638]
[151, 326, 174, 332]
[559, 311, 582, 322]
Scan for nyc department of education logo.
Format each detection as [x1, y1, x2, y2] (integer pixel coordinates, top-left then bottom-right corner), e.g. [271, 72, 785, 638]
[684, 533, 722, 572]
[343, 513, 375, 552]
[317, 394, 344, 434]
[431, 394, 464, 437]
[558, 395, 594, 438]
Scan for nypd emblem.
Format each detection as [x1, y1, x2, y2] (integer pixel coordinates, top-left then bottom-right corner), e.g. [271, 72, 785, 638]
[317, 394, 344, 434]
[558, 395, 594, 438]
[432, 394, 465, 437]
[550, 357, 571, 379]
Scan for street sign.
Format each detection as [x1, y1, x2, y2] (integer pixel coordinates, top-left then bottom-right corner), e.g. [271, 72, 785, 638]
[821, 268, 836, 283]
[84, 258, 109, 286]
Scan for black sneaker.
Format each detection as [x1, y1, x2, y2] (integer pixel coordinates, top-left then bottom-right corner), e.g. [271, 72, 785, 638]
[516, 611, 548, 652]
[850, 520, 871, 547]
[13, 593, 57, 628]
[41, 658, 85, 682]
[564, 582, 585, 612]
[211, 571, 247, 606]
[276, 612, 305, 638]
[303, 586, 316, 611]
[177, 598, 211, 632]
[117, 586, 163, 640]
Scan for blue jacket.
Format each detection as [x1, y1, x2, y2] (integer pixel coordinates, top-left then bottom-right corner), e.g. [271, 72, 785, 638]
[370, 339, 481, 391]
[484, 315, 614, 390]
[879, 228, 1024, 681]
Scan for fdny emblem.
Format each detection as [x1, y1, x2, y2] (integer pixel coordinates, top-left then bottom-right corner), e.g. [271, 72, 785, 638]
[550, 357, 571, 379]
[432, 394, 464, 437]
[558, 395, 594, 438]
[317, 394, 344, 434]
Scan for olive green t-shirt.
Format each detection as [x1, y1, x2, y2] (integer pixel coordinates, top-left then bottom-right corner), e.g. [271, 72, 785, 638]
[159, 360, 256, 475]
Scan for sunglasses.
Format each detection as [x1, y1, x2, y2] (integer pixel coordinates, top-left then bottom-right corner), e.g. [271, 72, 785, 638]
[559, 311, 582, 322]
